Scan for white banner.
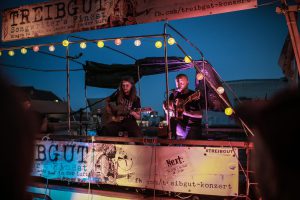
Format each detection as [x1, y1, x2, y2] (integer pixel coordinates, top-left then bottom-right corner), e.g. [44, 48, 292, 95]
[32, 140, 239, 196]
[2, 0, 257, 42]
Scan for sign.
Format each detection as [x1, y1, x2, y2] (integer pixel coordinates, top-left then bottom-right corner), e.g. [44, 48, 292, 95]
[2, 0, 257, 42]
[32, 141, 239, 196]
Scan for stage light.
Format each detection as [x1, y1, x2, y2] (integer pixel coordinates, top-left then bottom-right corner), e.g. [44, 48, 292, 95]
[134, 39, 141, 46]
[62, 40, 69, 47]
[225, 107, 233, 116]
[196, 73, 204, 80]
[97, 40, 104, 48]
[155, 41, 162, 48]
[21, 48, 27, 54]
[115, 38, 122, 45]
[184, 56, 192, 63]
[80, 42, 87, 49]
[49, 45, 55, 52]
[217, 86, 225, 95]
[33, 46, 39, 52]
[168, 37, 175, 45]
[8, 50, 15, 56]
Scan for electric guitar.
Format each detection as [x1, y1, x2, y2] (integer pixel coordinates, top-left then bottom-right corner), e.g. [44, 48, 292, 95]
[164, 90, 201, 120]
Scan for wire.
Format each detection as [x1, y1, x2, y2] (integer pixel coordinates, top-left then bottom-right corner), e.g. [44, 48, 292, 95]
[0, 63, 83, 72]
[258, 0, 280, 7]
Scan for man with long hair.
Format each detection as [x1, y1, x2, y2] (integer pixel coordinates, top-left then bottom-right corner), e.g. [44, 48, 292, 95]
[103, 76, 141, 137]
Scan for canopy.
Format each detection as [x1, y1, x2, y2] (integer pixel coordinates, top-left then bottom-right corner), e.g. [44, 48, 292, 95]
[84, 57, 194, 88]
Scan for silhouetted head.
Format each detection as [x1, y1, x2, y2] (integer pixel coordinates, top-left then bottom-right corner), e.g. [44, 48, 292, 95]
[236, 86, 300, 200]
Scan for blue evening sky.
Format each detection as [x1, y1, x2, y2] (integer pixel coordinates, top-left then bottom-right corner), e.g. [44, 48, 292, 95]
[0, 0, 293, 114]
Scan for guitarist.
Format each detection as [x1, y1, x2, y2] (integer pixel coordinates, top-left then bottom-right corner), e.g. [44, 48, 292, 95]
[163, 74, 202, 139]
[103, 76, 142, 137]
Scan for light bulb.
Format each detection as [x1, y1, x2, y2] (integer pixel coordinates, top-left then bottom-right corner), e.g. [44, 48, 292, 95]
[134, 39, 141, 46]
[80, 42, 87, 49]
[62, 40, 69, 47]
[184, 56, 192, 63]
[8, 50, 15, 56]
[33, 46, 39, 52]
[168, 37, 175, 45]
[115, 39, 122, 45]
[49, 45, 55, 52]
[155, 41, 162, 48]
[196, 73, 204, 81]
[217, 86, 225, 95]
[21, 48, 27, 54]
[225, 107, 233, 116]
[97, 40, 104, 48]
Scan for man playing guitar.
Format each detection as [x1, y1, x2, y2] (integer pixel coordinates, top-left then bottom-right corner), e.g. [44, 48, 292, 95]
[103, 76, 142, 137]
[163, 74, 202, 139]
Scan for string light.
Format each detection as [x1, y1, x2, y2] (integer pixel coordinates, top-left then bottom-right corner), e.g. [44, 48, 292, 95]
[225, 107, 233, 116]
[62, 40, 69, 47]
[168, 37, 176, 45]
[217, 86, 225, 95]
[115, 39, 122, 45]
[196, 73, 204, 80]
[184, 56, 192, 63]
[21, 48, 27, 54]
[49, 45, 55, 52]
[8, 50, 15, 56]
[33, 46, 39, 52]
[134, 39, 141, 46]
[155, 41, 162, 48]
[97, 40, 104, 48]
[80, 42, 87, 49]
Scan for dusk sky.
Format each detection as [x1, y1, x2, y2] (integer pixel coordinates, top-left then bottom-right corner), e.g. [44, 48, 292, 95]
[0, 0, 292, 114]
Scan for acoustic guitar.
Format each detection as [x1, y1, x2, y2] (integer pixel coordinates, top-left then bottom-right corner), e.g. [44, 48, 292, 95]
[164, 90, 201, 120]
[107, 103, 152, 123]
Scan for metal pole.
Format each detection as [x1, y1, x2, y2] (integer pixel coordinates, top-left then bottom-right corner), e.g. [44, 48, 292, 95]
[164, 23, 171, 139]
[202, 57, 209, 135]
[277, 3, 300, 77]
[66, 45, 71, 134]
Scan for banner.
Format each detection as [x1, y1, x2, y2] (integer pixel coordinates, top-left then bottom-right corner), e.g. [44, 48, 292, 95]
[2, 0, 257, 42]
[32, 141, 239, 196]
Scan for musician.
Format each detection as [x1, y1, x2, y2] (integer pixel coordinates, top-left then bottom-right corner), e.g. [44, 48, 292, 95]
[102, 76, 142, 137]
[163, 74, 202, 139]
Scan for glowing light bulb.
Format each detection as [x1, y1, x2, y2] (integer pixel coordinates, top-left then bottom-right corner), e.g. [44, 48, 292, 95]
[115, 39, 122, 45]
[80, 42, 87, 49]
[33, 46, 39, 52]
[155, 41, 162, 48]
[225, 107, 233, 116]
[184, 56, 192, 63]
[49, 45, 55, 52]
[8, 50, 15, 56]
[62, 40, 69, 47]
[196, 73, 204, 81]
[217, 86, 225, 95]
[21, 48, 27, 54]
[168, 37, 175, 45]
[97, 40, 104, 48]
[134, 39, 141, 46]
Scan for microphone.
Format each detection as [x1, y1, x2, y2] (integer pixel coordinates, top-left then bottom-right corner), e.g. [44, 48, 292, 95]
[169, 88, 178, 92]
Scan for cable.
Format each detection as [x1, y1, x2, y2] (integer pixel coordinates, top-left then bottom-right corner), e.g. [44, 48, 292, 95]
[258, 0, 279, 7]
[0, 63, 83, 72]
